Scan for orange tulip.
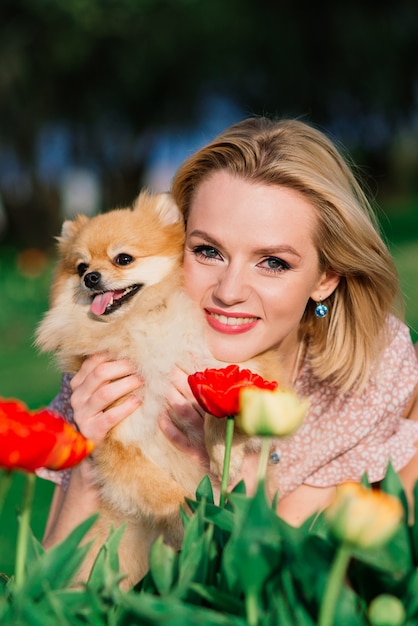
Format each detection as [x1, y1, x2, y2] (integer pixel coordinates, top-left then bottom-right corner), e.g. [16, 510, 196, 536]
[325, 482, 403, 549]
[0, 398, 94, 472]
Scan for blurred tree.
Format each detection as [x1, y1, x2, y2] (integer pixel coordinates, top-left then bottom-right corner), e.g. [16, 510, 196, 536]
[0, 0, 417, 244]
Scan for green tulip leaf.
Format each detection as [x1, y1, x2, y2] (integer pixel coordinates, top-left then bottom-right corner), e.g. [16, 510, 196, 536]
[15, 515, 98, 599]
[175, 526, 215, 600]
[148, 535, 179, 596]
[410, 480, 418, 565]
[380, 463, 409, 514]
[221, 482, 282, 595]
[87, 523, 126, 590]
[195, 474, 215, 504]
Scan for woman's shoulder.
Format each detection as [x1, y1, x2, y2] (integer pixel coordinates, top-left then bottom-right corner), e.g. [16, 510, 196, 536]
[385, 314, 415, 350]
[298, 314, 417, 397]
[276, 316, 418, 496]
[374, 315, 418, 384]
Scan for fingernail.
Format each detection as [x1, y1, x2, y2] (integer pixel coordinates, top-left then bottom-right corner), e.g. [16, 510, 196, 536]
[129, 394, 142, 406]
[159, 414, 176, 437]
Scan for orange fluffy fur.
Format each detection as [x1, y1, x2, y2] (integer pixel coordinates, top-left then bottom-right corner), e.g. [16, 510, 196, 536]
[36, 190, 282, 587]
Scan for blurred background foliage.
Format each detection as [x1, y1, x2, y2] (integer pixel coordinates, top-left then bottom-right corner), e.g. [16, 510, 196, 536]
[1, 0, 418, 246]
[0, 0, 418, 561]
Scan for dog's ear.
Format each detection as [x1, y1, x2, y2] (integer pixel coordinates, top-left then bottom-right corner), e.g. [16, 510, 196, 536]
[134, 190, 182, 226]
[153, 193, 182, 226]
[58, 214, 90, 242]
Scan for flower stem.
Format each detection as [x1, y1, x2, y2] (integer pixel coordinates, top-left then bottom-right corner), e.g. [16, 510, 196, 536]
[318, 541, 352, 626]
[257, 436, 272, 483]
[246, 589, 258, 626]
[14, 472, 36, 589]
[0, 470, 12, 516]
[219, 415, 235, 507]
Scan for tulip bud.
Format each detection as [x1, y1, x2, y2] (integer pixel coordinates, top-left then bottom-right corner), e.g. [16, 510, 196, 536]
[368, 594, 406, 626]
[236, 387, 309, 436]
[325, 483, 403, 549]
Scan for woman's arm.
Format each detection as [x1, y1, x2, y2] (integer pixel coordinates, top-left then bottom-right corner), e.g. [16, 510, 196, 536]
[397, 380, 418, 514]
[43, 460, 99, 547]
[43, 354, 143, 547]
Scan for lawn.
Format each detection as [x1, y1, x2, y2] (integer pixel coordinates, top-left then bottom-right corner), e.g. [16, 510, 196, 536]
[0, 196, 417, 576]
[379, 195, 418, 341]
[0, 247, 59, 576]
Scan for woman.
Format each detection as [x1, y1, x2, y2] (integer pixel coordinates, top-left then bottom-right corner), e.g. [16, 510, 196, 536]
[43, 117, 418, 547]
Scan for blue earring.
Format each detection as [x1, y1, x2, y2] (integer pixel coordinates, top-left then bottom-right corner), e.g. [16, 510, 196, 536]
[315, 298, 328, 318]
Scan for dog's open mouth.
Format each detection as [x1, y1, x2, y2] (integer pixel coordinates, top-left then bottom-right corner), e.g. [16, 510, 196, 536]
[90, 284, 143, 316]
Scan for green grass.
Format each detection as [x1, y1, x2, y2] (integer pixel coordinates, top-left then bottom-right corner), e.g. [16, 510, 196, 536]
[391, 240, 418, 340]
[0, 247, 61, 575]
[379, 194, 418, 341]
[0, 197, 417, 576]
[0, 471, 54, 578]
[0, 246, 62, 407]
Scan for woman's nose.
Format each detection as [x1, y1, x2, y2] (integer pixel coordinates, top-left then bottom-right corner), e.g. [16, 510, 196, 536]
[212, 265, 250, 305]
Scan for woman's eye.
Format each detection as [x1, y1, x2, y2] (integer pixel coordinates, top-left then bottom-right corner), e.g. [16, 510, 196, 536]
[259, 257, 290, 272]
[193, 245, 221, 260]
[114, 253, 134, 266]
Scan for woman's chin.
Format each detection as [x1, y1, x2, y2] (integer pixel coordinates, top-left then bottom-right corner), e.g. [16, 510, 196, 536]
[209, 343, 258, 365]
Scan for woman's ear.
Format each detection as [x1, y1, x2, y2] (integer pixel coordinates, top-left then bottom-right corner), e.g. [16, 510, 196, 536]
[310, 270, 341, 302]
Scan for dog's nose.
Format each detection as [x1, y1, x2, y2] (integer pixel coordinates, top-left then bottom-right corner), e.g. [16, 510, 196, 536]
[84, 271, 101, 289]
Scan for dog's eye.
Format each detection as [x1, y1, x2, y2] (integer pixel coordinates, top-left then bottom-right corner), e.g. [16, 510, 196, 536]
[77, 262, 89, 276]
[114, 253, 134, 266]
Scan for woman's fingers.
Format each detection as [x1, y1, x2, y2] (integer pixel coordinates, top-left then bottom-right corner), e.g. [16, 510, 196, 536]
[159, 411, 208, 467]
[166, 366, 206, 422]
[71, 354, 138, 397]
[70, 355, 143, 444]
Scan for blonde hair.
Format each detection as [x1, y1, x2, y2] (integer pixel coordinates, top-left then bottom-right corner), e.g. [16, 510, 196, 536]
[171, 117, 402, 392]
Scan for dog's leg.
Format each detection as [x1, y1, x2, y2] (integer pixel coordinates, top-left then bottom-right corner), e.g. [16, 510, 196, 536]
[95, 439, 189, 526]
[72, 506, 114, 586]
[73, 504, 158, 589]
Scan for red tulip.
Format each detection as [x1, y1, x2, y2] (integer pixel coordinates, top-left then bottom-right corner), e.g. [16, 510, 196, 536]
[188, 364, 278, 418]
[0, 398, 94, 472]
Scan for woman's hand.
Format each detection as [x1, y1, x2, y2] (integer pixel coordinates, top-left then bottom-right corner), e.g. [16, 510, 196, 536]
[71, 356, 210, 469]
[70, 353, 143, 445]
[45, 354, 143, 549]
[159, 366, 209, 468]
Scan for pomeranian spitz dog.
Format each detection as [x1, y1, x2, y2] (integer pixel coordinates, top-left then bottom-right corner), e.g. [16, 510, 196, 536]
[36, 190, 282, 587]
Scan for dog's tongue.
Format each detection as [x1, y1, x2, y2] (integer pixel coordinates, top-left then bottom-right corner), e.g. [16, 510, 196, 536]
[91, 290, 124, 315]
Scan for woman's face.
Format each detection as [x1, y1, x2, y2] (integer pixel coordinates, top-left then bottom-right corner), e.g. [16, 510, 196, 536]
[183, 170, 339, 365]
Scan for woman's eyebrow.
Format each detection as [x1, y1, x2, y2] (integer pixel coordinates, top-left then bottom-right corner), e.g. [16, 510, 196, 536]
[254, 245, 301, 259]
[188, 230, 301, 259]
[188, 230, 219, 246]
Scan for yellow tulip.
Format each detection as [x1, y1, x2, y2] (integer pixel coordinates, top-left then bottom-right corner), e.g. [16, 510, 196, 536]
[236, 387, 309, 436]
[325, 482, 403, 549]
